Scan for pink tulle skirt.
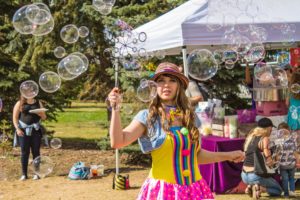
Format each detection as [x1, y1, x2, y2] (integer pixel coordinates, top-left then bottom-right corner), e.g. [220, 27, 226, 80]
[137, 178, 215, 200]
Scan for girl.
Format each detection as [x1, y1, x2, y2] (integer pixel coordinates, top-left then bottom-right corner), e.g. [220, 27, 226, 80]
[241, 118, 282, 199]
[276, 122, 297, 198]
[108, 62, 244, 200]
[13, 95, 47, 180]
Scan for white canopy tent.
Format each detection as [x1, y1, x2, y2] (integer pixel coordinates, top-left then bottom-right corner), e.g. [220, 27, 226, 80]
[133, 0, 300, 54]
[129, 0, 300, 76]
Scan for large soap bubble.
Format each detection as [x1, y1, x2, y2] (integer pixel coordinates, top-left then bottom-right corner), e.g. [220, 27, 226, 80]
[25, 4, 51, 25]
[61, 55, 85, 76]
[57, 61, 79, 80]
[39, 71, 61, 93]
[272, 67, 288, 87]
[20, 80, 39, 99]
[136, 80, 157, 102]
[187, 49, 218, 81]
[254, 63, 274, 86]
[32, 16, 54, 36]
[70, 52, 89, 73]
[13, 5, 36, 35]
[32, 156, 54, 178]
[60, 24, 79, 44]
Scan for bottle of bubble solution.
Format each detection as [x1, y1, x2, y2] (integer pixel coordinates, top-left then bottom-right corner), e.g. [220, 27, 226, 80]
[97, 165, 104, 176]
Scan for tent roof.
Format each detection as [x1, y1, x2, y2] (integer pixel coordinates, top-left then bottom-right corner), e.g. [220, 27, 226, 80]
[132, 0, 300, 55]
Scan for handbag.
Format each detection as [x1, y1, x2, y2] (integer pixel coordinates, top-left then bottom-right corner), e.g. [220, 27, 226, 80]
[252, 138, 277, 178]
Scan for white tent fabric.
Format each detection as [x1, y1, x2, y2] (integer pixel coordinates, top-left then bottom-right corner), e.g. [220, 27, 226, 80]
[131, 0, 300, 55]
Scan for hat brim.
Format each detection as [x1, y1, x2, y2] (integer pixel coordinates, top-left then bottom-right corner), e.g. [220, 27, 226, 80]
[151, 71, 189, 89]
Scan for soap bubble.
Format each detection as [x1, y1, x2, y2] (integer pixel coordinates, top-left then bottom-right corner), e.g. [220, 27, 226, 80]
[20, 80, 39, 99]
[291, 83, 300, 94]
[32, 156, 54, 178]
[61, 55, 84, 76]
[78, 26, 89, 38]
[122, 104, 134, 115]
[223, 49, 238, 65]
[31, 16, 54, 36]
[25, 4, 51, 25]
[137, 80, 157, 102]
[60, 24, 79, 44]
[69, 52, 89, 73]
[54, 46, 66, 58]
[272, 67, 288, 87]
[13, 5, 36, 34]
[50, 138, 62, 149]
[39, 71, 61, 93]
[0, 134, 8, 143]
[187, 49, 218, 81]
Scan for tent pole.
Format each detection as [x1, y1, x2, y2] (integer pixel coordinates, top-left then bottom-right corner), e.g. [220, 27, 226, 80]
[114, 58, 120, 175]
[182, 46, 188, 78]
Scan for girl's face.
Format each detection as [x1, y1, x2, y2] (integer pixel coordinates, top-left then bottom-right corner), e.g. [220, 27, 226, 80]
[156, 75, 179, 105]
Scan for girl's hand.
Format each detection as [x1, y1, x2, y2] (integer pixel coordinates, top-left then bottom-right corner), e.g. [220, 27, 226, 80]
[107, 87, 122, 110]
[16, 128, 24, 137]
[229, 150, 245, 163]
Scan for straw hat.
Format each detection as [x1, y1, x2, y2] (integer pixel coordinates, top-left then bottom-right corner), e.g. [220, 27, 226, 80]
[150, 62, 189, 89]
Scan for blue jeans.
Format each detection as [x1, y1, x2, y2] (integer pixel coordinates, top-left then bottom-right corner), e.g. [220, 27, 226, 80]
[280, 168, 295, 196]
[241, 171, 282, 196]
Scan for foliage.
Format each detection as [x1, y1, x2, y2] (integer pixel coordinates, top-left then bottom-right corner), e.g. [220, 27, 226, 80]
[0, 120, 13, 156]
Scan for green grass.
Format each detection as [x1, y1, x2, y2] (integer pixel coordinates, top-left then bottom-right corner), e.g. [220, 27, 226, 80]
[44, 101, 109, 141]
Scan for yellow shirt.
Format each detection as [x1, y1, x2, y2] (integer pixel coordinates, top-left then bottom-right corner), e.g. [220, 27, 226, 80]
[148, 126, 202, 185]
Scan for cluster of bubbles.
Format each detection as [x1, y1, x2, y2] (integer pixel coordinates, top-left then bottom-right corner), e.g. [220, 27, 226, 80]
[13, 3, 54, 36]
[92, 0, 116, 15]
[253, 62, 288, 87]
[32, 156, 54, 178]
[19, 51, 89, 98]
[50, 138, 62, 149]
[60, 24, 89, 44]
[187, 0, 297, 82]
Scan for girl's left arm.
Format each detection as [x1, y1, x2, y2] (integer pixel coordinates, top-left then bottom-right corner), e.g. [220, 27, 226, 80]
[197, 149, 245, 164]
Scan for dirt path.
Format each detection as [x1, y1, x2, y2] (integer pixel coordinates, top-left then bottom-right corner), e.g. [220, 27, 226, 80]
[1, 147, 298, 200]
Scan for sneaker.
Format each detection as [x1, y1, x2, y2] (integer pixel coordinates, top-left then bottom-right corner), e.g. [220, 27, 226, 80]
[289, 191, 296, 197]
[19, 175, 27, 181]
[32, 175, 40, 180]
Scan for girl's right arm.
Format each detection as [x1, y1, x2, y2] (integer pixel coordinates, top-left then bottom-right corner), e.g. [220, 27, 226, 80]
[108, 88, 146, 149]
[13, 101, 24, 136]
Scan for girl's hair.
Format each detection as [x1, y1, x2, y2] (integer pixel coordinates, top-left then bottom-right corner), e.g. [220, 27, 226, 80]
[290, 71, 300, 100]
[147, 74, 199, 143]
[19, 96, 27, 112]
[244, 127, 270, 151]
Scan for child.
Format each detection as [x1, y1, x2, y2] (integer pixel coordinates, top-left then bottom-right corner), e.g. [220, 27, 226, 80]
[277, 122, 297, 198]
[108, 62, 245, 200]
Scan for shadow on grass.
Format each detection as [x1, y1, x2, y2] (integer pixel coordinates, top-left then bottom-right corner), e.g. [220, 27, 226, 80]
[60, 138, 100, 150]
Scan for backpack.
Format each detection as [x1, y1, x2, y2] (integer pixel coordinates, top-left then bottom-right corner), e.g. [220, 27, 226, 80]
[68, 161, 90, 180]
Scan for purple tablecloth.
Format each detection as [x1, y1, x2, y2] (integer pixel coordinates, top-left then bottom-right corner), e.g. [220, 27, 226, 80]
[199, 135, 245, 194]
